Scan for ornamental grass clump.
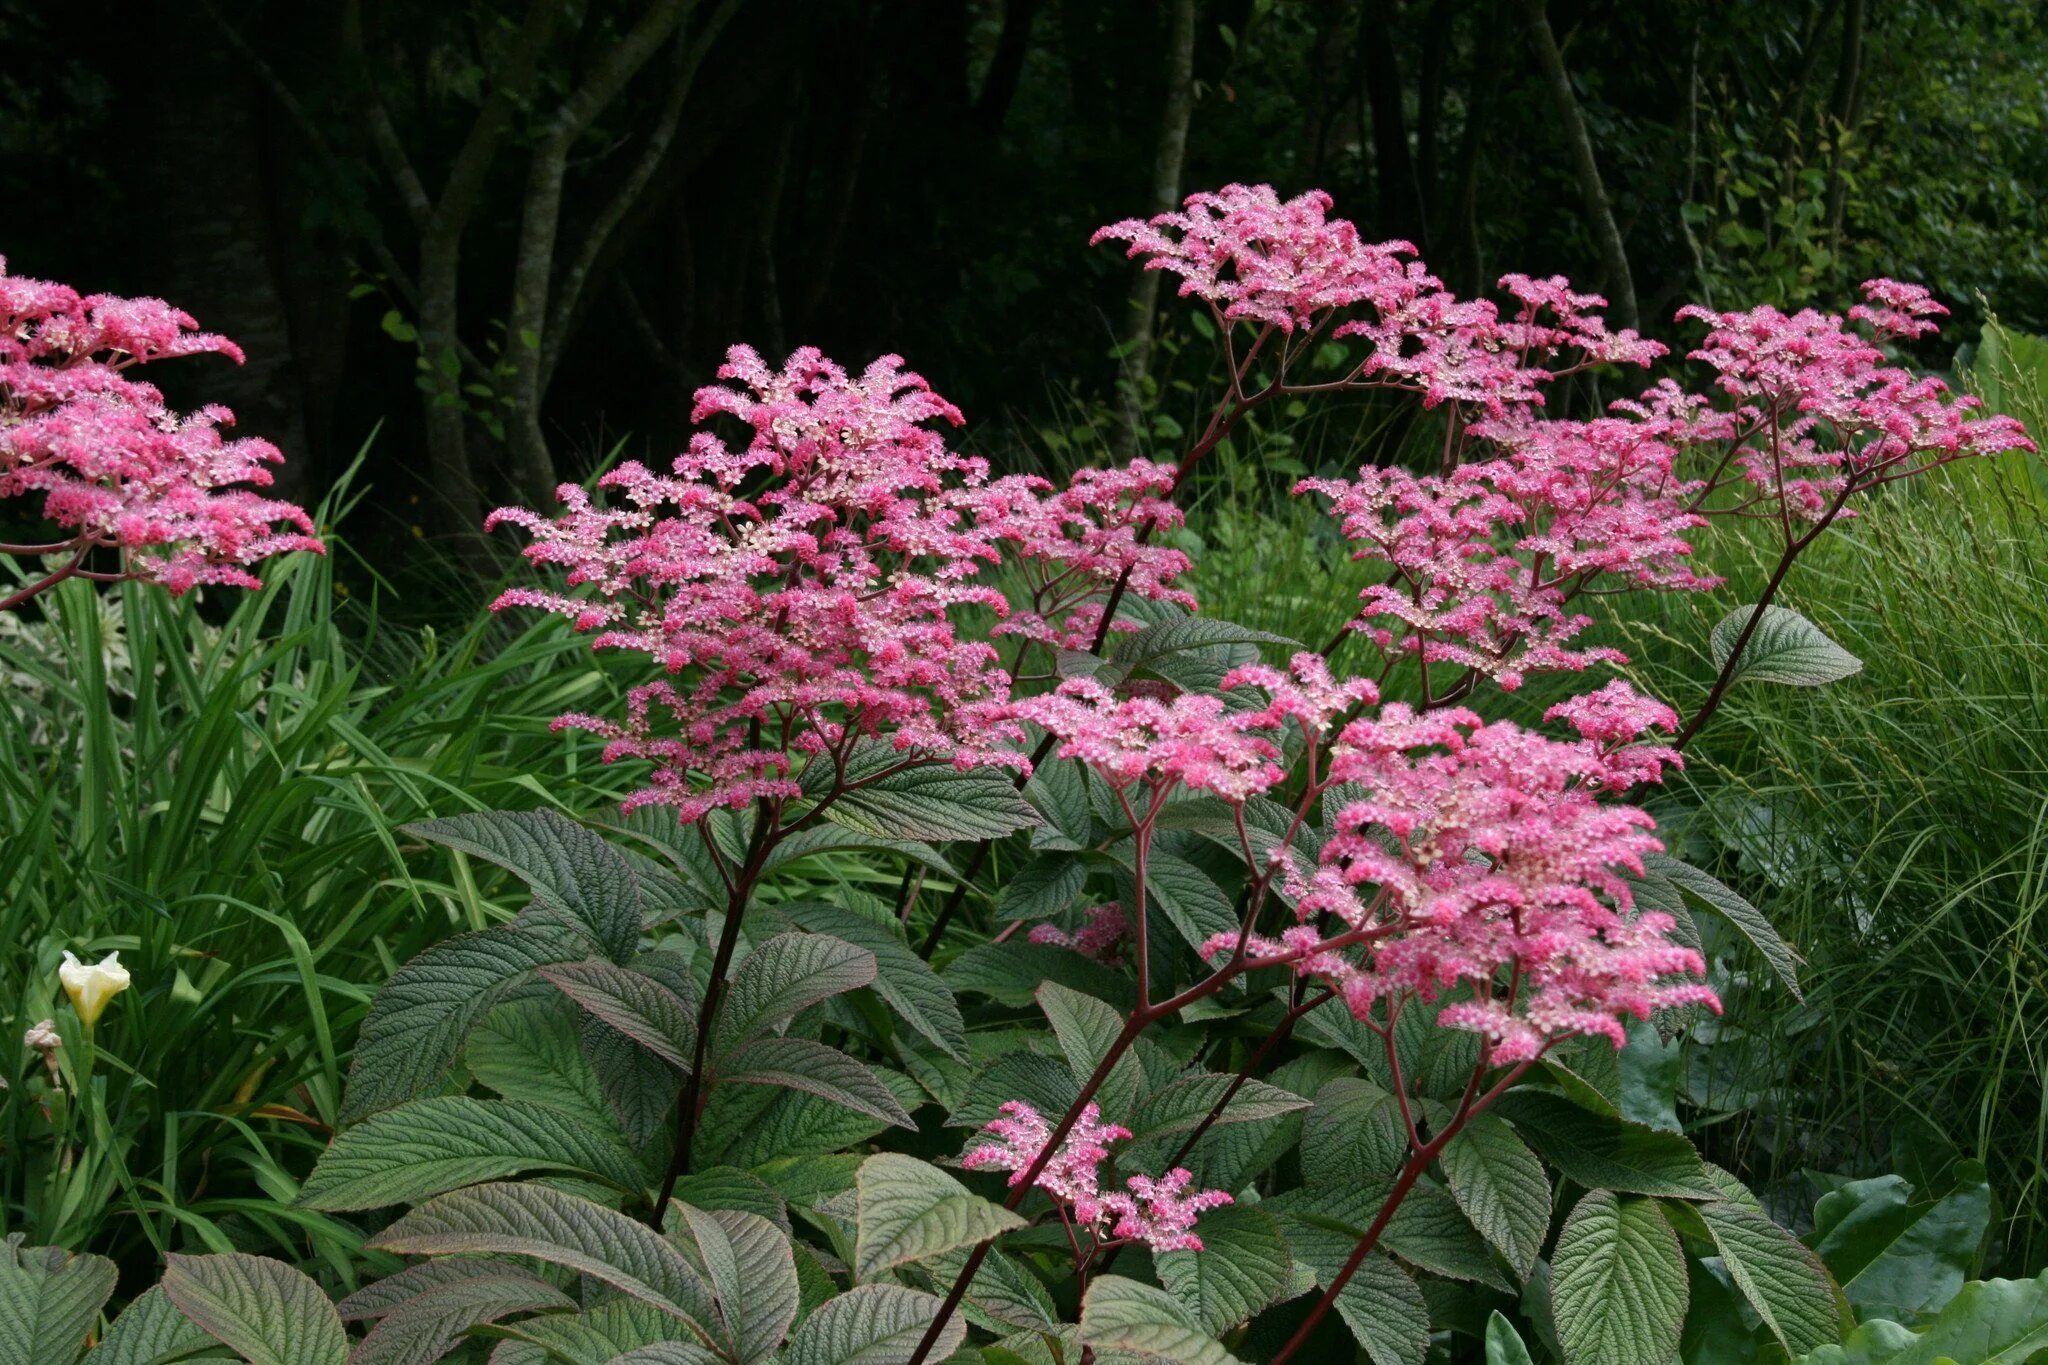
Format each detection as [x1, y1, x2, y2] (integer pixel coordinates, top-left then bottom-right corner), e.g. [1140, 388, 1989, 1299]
[54, 185, 2030, 1365]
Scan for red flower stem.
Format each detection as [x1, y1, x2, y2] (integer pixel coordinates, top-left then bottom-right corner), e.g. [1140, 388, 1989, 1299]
[0, 543, 92, 613]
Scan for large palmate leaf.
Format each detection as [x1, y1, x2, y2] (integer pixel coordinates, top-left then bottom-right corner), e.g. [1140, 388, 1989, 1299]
[718, 1036, 915, 1129]
[1078, 1275, 1248, 1365]
[1157, 1205, 1293, 1334]
[364, 1183, 713, 1330]
[346, 1270, 574, 1365]
[1809, 1163, 1992, 1324]
[159, 1254, 348, 1365]
[1441, 1112, 1551, 1280]
[782, 1283, 964, 1365]
[1709, 604, 1862, 688]
[1793, 1268, 2048, 1365]
[299, 1096, 646, 1211]
[541, 959, 698, 1071]
[1643, 852, 1804, 999]
[853, 1153, 1026, 1281]
[1550, 1192, 1688, 1365]
[817, 759, 1039, 843]
[1700, 1199, 1842, 1356]
[679, 1207, 799, 1365]
[781, 904, 968, 1062]
[0, 1235, 116, 1365]
[341, 919, 587, 1122]
[714, 933, 877, 1053]
[1494, 1091, 1717, 1198]
[404, 809, 643, 961]
[85, 1285, 216, 1365]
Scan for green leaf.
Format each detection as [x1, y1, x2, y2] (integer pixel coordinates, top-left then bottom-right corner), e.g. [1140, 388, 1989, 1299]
[1037, 982, 1141, 1120]
[715, 933, 877, 1053]
[1644, 852, 1804, 1000]
[670, 1167, 791, 1232]
[1709, 604, 1863, 688]
[1810, 1162, 1992, 1324]
[782, 904, 968, 1062]
[679, 1206, 798, 1365]
[916, 1246, 1059, 1335]
[347, 1270, 575, 1365]
[820, 762, 1040, 842]
[1078, 1276, 1248, 1365]
[992, 855, 1088, 922]
[1486, 1310, 1538, 1365]
[468, 997, 618, 1131]
[364, 1182, 714, 1330]
[0, 1236, 117, 1365]
[1441, 1113, 1552, 1281]
[942, 943, 1134, 1010]
[1301, 1077, 1408, 1186]
[945, 1052, 1080, 1130]
[85, 1285, 216, 1365]
[1494, 1090, 1718, 1198]
[1023, 757, 1094, 851]
[159, 1254, 348, 1365]
[542, 959, 698, 1071]
[1107, 617, 1299, 679]
[1550, 1192, 1688, 1365]
[1282, 1220, 1431, 1365]
[403, 809, 643, 961]
[342, 920, 586, 1121]
[299, 1096, 646, 1211]
[487, 1299, 695, 1364]
[1700, 1199, 1842, 1355]
[853, 1153, 1027, 1281]
[719, 1036, 915, 1129]
[1797, 1267, 2048, 1364]
[1123, 1073, 1312, 1150]
[1157, 1205, 1292, 1333]
[1106, 843, 1236, 954]
[782, 1283, 964, 1365]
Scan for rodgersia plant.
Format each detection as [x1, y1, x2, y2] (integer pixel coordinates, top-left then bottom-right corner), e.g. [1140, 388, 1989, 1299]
[52, 186, 2030, 1365]
[0, 259, 323, 612]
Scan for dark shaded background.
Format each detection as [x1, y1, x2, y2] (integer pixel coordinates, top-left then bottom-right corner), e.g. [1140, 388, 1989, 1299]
[3, 0, 2042, 568]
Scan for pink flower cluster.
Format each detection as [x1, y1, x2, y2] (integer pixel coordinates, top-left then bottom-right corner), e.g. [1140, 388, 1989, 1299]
[1209, 683, 1714, 1064]
[489, 346, 1028, 823]
[0, 258, 322, 599]
[960, 1101, 1231, 1252]
[1028, 902, 1131, 962]
[1007, 676, 1285, 803]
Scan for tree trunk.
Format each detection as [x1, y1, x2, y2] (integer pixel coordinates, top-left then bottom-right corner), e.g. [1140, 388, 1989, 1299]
[416, 233, 484, 534]
[1113, 0, 1199, 459]
[1519, 0, 1638, 329]
[1823, 0, 1865, 247]
[1359, 0, 1426, 246]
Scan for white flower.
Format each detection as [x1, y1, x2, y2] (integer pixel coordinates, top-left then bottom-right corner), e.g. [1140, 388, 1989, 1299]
[58, 951, 130, 1029]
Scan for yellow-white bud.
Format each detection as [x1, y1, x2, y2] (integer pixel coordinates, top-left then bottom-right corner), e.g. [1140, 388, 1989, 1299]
[58, 951, 130, 1030]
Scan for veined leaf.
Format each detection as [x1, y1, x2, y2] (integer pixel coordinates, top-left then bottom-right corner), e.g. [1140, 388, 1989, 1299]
[468, 997, 618, 1132]
[1485, 1310, 1538, 1365]
[782, 904, 967, 1062]
[1107, 617, 1299, 678]
[1124, 1073, 1311, 1149]
[299, 1096, 645, 1211]
[1301, 1077, 1408, 1186]
[347, 1271, 574, 1365]
[1441, 1112, 1551, 1280]
[0, 1235, 117, 1365]
[1550, 1192, 1687, 1365]
[404, 809, 642, 962]
[341, 920, 587, 1122]
[679, 1207, 798, 1365]
[85, 1285, 214, 1365]
[1709, 604, 1862, 688]
[782, 1283, 964, 1365]
[853, 1154, 1026, 1281]
[718, 1036, 915, 1129]
[942, 942, 1134, 1010]
[541, 959, 697, 1071]
[1644, 852, 1803, 999]
[819, 762, 1039, 843]
[1157, 1205, 1291, 1333]
[1494, 1091, 1717, 1198]
[1279, 1220, 1430, 1365]
[337, 1260, 551, 1321]
[1037, 982, 1141, 1121]
[364, 1183, 714, 1330]
[159, 1254, 347, 1365]
[714, 933, 876, 1053]
[1700, 1200, 1842, 1356]
[1078, 1275, 1248, 1365]
[992, 855, 1088, 923]
[485, 1299, 692, 1364]
[1106, 843, 1235, 954]
[916, 1247, 1059, 1335]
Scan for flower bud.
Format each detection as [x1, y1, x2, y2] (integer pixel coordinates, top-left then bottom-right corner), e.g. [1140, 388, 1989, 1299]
[58, 951, 130, 1030]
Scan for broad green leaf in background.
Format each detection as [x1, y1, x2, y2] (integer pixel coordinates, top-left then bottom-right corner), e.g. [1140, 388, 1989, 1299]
[941, 942, 1135, 1010]
[1441, 1112, 1552, 1280]
[1709, 604, 1863, 688]
[299, 1096, 646, 1210]
[1494, 1091, 1717, 1198]
[403, 809, 643, 962]
[1157, 1205, 1293, 1333]
[1283, 1218, 1431, 1365]
[1078, 1275, 1248, 1365]
[467, 996, 619, 1131]
[992, 855, 1089, 923]
[713, 933, 877, 1053]
[853, 1153, 1026, 1281]
[541, 959, 698, 1071]
[1485, 1310, 1538, 1365]
[0, 1235, 117, 1365]
[364, 1182, 714, 1330]
[718, 1036, 916, 1129]
[1106, 842, 1236, 953]
[1699, 1199, 1842, 1355]
[1809, 1163, 1992, 1324]
[817, 761, 1040, 843]
[1792, 1267, 2048, 1365]
[84, 1285, 216, 1365]
[159, 1253, 348, 1365]
[1037, 981, 1142, 1120]
[1549, 1192, 1687, 1365]
[782, 904, 969, 1061]
[782, 1283, 964, 1365]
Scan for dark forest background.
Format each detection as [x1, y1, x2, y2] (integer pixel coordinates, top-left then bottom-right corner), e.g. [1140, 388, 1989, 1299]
[3, 0, 2042, 567]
